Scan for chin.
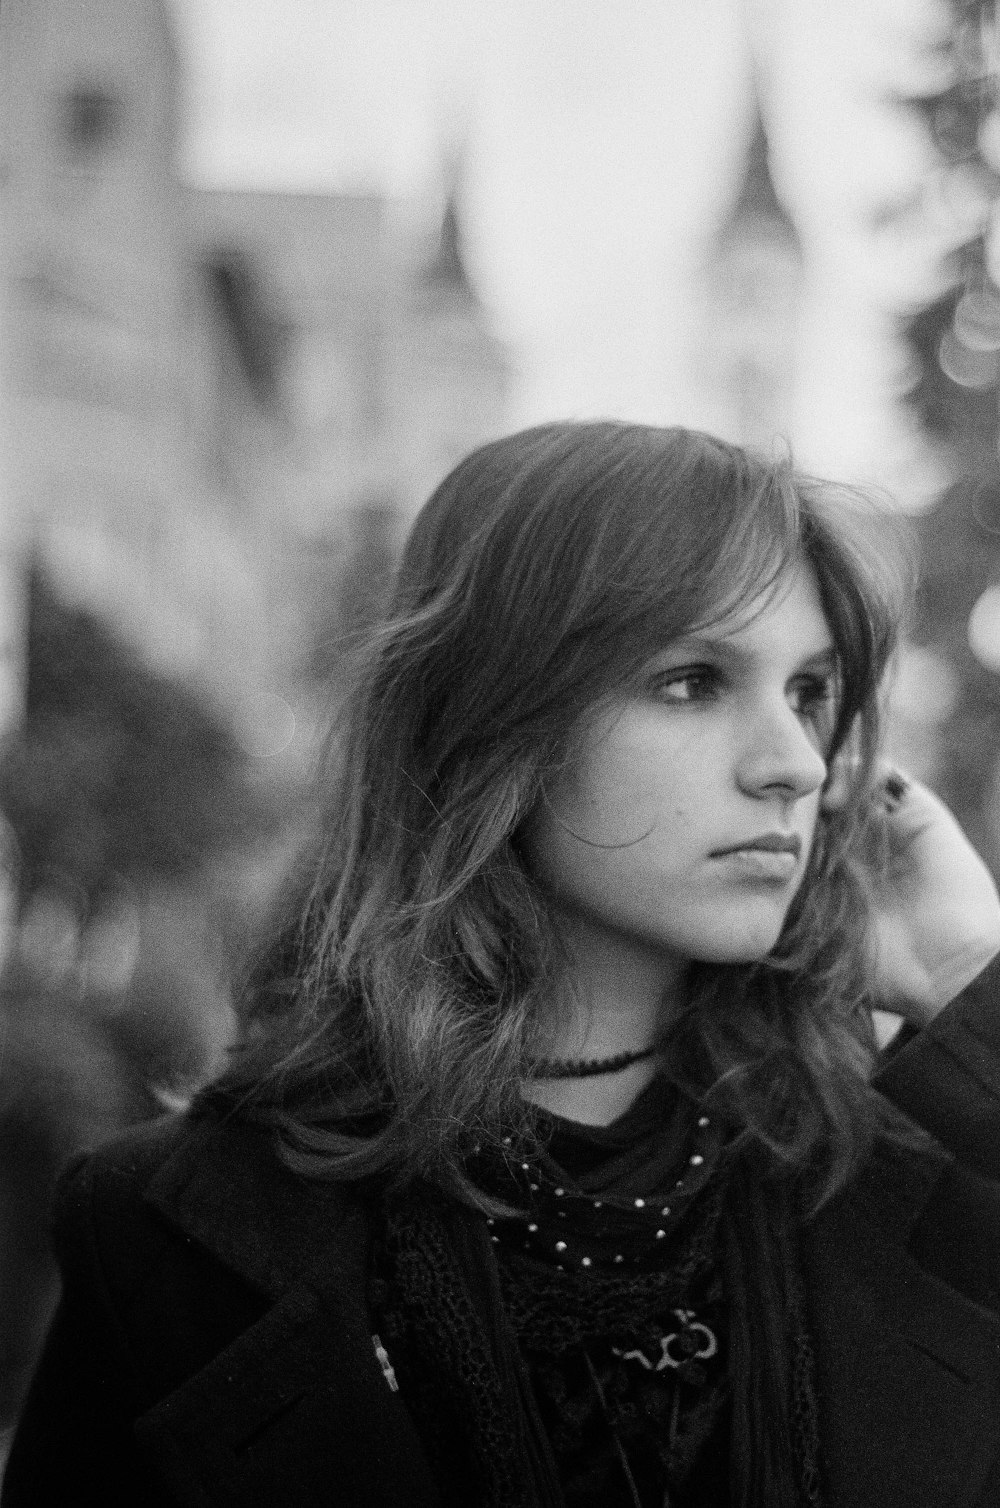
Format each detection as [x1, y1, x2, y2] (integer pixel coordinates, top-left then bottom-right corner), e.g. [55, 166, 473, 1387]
[671, 917, 788, 966]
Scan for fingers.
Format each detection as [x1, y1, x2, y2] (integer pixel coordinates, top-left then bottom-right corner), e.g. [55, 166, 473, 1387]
[819, 755, 909, 817]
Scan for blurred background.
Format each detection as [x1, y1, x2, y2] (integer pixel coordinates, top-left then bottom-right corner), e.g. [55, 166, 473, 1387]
[0, 0, 999, 1450]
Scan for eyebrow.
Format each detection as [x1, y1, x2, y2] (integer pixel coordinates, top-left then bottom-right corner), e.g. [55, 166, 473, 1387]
[651, 637, 839, 673]
[797, 647, 839, 673]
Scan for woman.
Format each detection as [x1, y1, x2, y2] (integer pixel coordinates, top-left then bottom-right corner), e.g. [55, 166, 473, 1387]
[5, 422, 1000, 1508]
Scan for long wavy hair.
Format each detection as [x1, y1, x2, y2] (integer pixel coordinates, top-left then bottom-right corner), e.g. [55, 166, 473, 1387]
[215, 421, 916, 1209]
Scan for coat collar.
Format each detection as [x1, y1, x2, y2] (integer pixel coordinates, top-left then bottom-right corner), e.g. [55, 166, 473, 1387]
[142, 1115, 1000, 1508]
[138, 1114, 446, 1508]
[143, 1111, 369, 1299]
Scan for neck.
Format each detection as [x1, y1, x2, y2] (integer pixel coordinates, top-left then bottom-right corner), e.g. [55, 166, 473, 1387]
[522, 908, 685, 1126]
[524, 1055, 665, 1125]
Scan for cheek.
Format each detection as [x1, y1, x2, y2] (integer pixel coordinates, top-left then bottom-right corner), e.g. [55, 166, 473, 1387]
[518, 707, 710, 893]
[800, 793, 823, 856]
[516, 801, 581, 904]
[557, 721, 695, 845]
[519, 766, 690, 902]
[517, 761, 626, 898]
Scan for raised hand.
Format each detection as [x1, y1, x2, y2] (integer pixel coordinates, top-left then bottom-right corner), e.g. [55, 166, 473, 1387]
[828, 770, 1000, 1026]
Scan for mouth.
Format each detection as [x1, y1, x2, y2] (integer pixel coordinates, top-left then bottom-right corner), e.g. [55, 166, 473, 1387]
[710, 832, 803, 881]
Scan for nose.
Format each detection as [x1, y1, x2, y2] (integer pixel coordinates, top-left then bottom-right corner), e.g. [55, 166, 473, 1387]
[735, 700, 828, 803]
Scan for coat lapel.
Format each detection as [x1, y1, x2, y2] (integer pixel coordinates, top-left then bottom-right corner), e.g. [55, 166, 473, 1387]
[133, 1116, 1000, 1508]
[806, 1142, 1000, 1508]
[142, 1113, 359, 1298]
[134, 1116, 444, 1508]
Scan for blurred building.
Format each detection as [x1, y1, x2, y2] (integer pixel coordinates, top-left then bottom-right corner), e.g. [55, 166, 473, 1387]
[0, 2, 510, 1427]
[695, 106, 803, 451]
[184, 176, 508, 706]
[0, 0, 193, 673]
[0, 0, 509, 754]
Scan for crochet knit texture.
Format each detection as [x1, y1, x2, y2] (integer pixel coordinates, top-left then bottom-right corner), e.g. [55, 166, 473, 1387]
[374, 1110, 823, 1508]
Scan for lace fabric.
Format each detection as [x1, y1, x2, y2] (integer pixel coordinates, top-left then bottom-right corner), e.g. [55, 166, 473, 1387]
[497, 1184, 731, 1508]
[376, 1192, 537, 1508]
[372, 1091, 824, 1508]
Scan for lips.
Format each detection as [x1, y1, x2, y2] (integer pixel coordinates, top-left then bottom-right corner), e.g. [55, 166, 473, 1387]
[710, 832, 803, 882]
[712, 832, 803, 860]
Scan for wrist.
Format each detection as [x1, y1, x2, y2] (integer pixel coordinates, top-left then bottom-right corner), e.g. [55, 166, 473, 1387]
[881, 944, 1000, 1029]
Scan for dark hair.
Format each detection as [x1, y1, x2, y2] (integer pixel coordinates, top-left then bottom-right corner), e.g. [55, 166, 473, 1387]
[216, 421, 916, 1209]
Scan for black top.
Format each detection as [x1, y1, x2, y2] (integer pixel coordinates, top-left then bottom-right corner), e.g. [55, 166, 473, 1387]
[498, 1086, 731, 1506]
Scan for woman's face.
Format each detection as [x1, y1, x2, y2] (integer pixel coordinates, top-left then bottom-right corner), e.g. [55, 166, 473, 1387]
[520, 561, 836, 973]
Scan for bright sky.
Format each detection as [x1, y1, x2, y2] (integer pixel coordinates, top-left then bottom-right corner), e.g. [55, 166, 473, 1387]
[170, 0, 963, 498]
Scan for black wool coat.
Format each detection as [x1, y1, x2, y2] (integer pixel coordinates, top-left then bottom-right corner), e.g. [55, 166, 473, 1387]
[6, 967, 1000, 1508]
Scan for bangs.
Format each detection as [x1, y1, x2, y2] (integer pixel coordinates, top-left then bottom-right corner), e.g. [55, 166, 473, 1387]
[378, 423, 910, 795]
[595, 448, 805, 689]
[599, 455, 907, 766]
[680, 464, 802, 638]
[800, 480, 912, 752]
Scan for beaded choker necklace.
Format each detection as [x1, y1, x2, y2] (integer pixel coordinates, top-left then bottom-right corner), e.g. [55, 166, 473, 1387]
[485, 1110, 723, 1273]
[528, 1044, 659, 1080]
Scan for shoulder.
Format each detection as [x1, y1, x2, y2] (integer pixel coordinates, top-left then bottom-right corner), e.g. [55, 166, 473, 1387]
[56, 1110, 281, 1240]
[50, 1113, 211, 1287]
[60, 1105, 277, 1196]
[874, 953, 1000, 1181]
[57, 1110, 211, 1218]
[911, 1154, 1000, 1312]
[812, 1130, 1000, 1321]
[54, 1109, 369, 1303]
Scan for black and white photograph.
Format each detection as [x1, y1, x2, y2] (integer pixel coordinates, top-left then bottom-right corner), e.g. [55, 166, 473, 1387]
[1, 2, 1000, 1504]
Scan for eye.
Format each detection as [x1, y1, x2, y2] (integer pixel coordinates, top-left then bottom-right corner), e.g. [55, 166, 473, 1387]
[789, 673, 837, 729]
[648, 665, 722, 703]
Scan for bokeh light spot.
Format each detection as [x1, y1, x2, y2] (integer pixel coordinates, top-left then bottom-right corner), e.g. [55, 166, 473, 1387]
[969, 583, 1000, 673]
[235, 691, 297, 758]
[888, 643, 959, 724]
[939, 326, 1000, 387]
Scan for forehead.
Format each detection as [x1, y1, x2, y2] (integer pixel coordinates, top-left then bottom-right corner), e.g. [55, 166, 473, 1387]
[686, 561, 833, 654]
